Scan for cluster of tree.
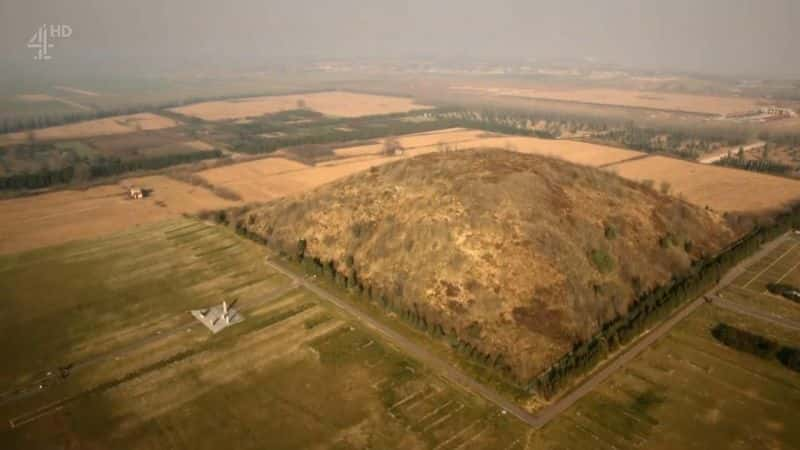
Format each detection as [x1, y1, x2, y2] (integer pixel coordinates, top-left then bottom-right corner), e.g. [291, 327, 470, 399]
[601, 124, 745, 160]
[433, 109, 760, 162]
[766, 283, 800, 303]
[223, 107, 570, 156]
[711, 323, 800, 372]
[0, 165, 76, 190]
[88, 150, 222, 178]
[0, 149, 221, 191]
[231, 116, 467, 154]
[530, 202, 800, 398]
[437, 108, 611, 138]
[714, 154, 792, 175]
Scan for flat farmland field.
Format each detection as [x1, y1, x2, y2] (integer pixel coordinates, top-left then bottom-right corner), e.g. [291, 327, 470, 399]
[0, 175, 239, 255]
[205, 128, 800, 215]
[198, 157, 318, 202]
[530, 304, 800, 449]
[168, 91, 432, 121]
[451, 85, 762, 116]
[199, 128, 648, 203]
[0, 113, 178, 146]
[333, 128, 488, 157]
[606, 155, 800, 213]
[0, 220, 529, 449]
[469, 136, 643, 167]
[86, 130, 215, 159]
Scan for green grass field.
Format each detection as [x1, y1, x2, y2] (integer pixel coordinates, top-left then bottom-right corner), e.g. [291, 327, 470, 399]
[0, 219, 529, 449]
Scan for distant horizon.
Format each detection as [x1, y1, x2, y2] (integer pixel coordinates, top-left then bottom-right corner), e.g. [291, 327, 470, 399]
[2, 0, 799, 80]
[2, 55, 799, 85]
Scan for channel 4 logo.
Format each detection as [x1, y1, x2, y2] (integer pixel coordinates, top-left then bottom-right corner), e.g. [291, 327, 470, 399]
[27, 24, 72, 61]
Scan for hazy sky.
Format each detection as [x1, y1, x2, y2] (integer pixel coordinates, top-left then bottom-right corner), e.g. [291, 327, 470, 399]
[1, 0, 798, 77]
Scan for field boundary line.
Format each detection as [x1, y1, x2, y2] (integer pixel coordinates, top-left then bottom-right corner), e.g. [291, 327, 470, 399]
[595, 153, 651, 169]
[423, 403, 463, 432]
[711, 297, 800, 332]
[453, 426, 488, 450]
[775, 257, 800, 284]
[743, 240, 800, 288]
[419, 400, 453, 423]
[433, 418, 481, 450]
[9, 405, 64, 429]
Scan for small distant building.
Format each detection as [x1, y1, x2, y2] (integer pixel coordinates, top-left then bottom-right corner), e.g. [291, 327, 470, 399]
[129, 187, 143, 200]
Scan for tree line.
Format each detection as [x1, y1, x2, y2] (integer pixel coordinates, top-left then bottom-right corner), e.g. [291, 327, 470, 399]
[0, 149, 222, 191]
[531, 203, 800, 398]
[211, 201, 800, 398]
[715, 154, 792, 175]
[88, 150, 222, 178]
[712, 323, 800, 373]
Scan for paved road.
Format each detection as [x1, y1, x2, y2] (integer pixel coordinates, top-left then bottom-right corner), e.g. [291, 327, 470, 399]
[266, 233, 795, 429]
[263, 257, 544, 427]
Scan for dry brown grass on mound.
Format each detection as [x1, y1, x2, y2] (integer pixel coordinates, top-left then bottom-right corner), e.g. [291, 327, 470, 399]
[237, 149, 734, 380]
